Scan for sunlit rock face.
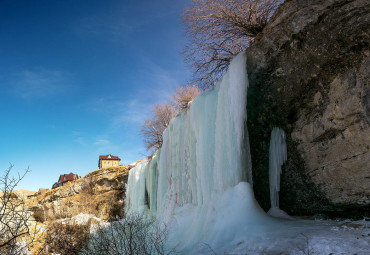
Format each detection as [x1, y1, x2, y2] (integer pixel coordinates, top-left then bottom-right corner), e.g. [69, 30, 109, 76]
[246, 0, 370, 216]
[28, 166, 130, 221]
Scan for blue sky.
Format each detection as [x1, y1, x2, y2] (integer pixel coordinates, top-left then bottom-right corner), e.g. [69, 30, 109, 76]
[0, 0, 191, 191]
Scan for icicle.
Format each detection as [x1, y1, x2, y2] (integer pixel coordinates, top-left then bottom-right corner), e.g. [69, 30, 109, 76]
[268, 127, 292, 219]
[269, 127, 287, 208]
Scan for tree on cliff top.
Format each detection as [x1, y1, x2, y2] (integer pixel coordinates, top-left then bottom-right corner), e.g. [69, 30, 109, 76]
[183, 0, 280, 89]
[141, 85, 200, 154]
[141, 103, 177, 153]
[171, 85, 200, 111]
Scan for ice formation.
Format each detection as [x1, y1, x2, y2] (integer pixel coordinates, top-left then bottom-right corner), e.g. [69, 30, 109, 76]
[125, 52, 270, 252]
[268, 127, 287, 209]
[126, 52, 250, 217]
[267, 127, 291, 219]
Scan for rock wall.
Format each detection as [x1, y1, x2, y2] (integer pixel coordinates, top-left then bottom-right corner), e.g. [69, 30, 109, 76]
[246, 0, 369, 217]
[27, 166, 131, 221]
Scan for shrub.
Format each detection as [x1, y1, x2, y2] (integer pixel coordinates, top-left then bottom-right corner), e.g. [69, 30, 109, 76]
[44, 221, 91, 255]
[82, 213, 174, 255]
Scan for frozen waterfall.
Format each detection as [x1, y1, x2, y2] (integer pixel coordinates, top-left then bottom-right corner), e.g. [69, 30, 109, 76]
[123, 50, 370, 255]
[125, 52, 270, 253]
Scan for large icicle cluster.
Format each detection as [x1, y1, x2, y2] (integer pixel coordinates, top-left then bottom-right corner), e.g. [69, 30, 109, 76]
[125, 52, 268, 252]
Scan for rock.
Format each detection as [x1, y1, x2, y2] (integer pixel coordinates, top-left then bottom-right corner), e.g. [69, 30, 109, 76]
[27, 165, 132, 221]
[246, 0, 370, 217]
[292, 58, 370, 205]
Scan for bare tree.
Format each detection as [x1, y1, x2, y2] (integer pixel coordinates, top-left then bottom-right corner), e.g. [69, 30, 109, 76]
[141, 103, 177, 153]
[171, 85, 201, 111]
[0, 165, 36, 254]
[183, 0, 281, 89]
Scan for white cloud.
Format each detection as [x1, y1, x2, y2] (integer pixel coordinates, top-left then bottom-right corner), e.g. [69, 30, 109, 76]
[12, 69, 71, 100]
[94, 139, 110, 146]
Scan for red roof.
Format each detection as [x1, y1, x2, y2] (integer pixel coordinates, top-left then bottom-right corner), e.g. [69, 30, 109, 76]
[99, 154, 121, 160]
[58, 173, 79, 183]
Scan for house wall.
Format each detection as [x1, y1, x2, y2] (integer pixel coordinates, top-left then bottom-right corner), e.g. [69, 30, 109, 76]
[100, 159, 120, 168]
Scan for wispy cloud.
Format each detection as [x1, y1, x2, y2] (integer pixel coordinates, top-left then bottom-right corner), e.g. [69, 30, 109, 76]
[74, 137, 87, 146]
[73, 1, 180, 41]
[86, 97, 151, 126]
[94, 138, 110, 146]
[11, 68, 71, 100]
[113, 99, 151, 125]
[74, 14, 133, 41]
[93, 137, 122, 155]
[135, 58, 181, 103]
[70, 131, 87, 146]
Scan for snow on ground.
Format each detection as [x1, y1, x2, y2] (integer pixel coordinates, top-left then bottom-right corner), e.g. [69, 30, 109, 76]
[173, 215, 370, 254]
[162, 182, 369, 254]
[157, 182, 369, 254]
[56, 213, 101, 225]
[228, 218, 370, 255]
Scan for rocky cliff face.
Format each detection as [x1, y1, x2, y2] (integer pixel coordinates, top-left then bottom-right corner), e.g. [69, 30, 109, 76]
[246, 0, 369, 217]
[27, 166, 131, 222]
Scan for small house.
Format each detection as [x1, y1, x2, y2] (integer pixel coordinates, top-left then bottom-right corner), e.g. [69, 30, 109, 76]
[52, 173, 80, 189]
[98, 154, 121, 169]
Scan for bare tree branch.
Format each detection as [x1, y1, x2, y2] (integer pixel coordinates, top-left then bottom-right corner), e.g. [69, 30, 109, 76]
[183, 0, 281, 89]
[0, 165, 38, 254]
[140, 103, 177, 154]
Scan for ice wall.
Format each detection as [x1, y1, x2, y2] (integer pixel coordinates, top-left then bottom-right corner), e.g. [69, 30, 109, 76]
[268, 127, 287, 209]
[125, 52, 269, 252]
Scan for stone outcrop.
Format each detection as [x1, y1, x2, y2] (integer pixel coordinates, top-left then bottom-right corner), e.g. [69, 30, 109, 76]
[27, 166, 131, 222]
[246, 0, 369, 217]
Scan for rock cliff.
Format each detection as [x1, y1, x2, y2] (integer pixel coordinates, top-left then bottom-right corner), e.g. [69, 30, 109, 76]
[246, 0, 369, 217]
[27, 166, 131, 222]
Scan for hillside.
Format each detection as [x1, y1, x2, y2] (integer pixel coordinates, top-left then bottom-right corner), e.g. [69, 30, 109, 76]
[26, 165, 133, 222]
